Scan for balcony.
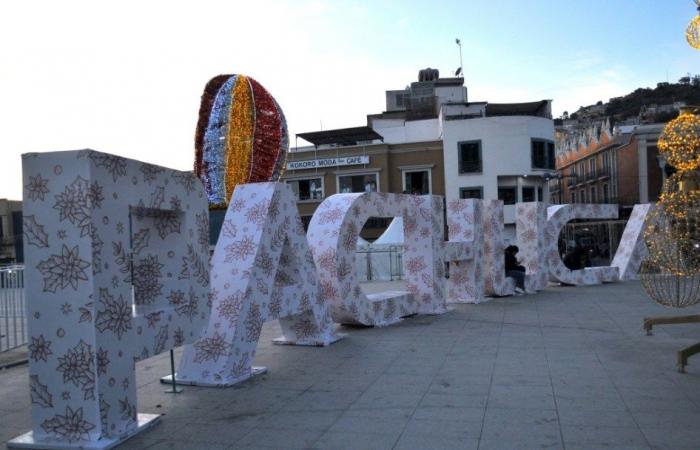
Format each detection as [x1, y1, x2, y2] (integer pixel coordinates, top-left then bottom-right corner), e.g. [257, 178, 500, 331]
[597, 167, 611, 179]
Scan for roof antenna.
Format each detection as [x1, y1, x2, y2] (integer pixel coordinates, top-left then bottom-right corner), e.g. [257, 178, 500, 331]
[455, 38, 463, 78]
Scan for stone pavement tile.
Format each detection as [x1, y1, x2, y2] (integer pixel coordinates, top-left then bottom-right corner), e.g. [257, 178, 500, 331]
[412, 405, 485, 423]
[258, 409, 344, 431]
[639, 425, 700, 450]
[133, 417, 190, 441]
[488, 384, 556, 410]
[631, 410, 700, 428]
[237, 426, 325, 449]
[557, 408, 638, 428]
[0, 410, 31, 445]
[311, 430, 400, 450]
[560, 425, 650, 448]
[279, 388, 363, 412]
[402, 417, 482, 440]
[168, 421, 254, 444]
[550, 374, 614, 392]
[438, 360, 494, 378]
[479, 421, 563, 450]
[428, 378, 491, 396]
[552, 383, 622, 401]
[393, 432, 479, 450]
[617, 390, 700, 412]
[484, 407, 558, 426]
[327, 413, 408, 436]
[370, 373, 434, 391]
[419, 392, 488, 409]
[491, 372, 552, 387]
[492, 363, 551, 378]
[565, 446, 650, 450]
[384, 361, 442, 376]
[343, 406, 414, 420]
[351, 386, 425, 409]
[119, 437, 232, 450]
[548, 364, 611, 380]
[555, 394, 629, 412]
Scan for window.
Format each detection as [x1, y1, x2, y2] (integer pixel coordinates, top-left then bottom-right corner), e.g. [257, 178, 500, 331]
[498, 187, 517, 205]
[531, 139, 556, 170]
[589, 158, 596, 177]
[537, 187, 543, 202]
[578, 162, 585, 178]
[522, 186, 535, 202]
[337, 173, 378, 193]
[286, 177, 323, 201]
[580, 189, 586, 203]
[459, 187, 483, 199]
[590, 186, 596, 202]
[603, 183, 609, 202]
[458, 141, 482, 173]
[403, 170, 430, 195]
[571, 192, 577, 203]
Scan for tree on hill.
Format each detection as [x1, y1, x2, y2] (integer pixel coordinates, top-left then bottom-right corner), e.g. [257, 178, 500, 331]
[605, 81, 700, 120]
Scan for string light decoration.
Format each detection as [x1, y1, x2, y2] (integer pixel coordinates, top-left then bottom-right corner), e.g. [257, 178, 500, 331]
[194, 74, 288, 208]
[657, 110, 700, 171]
[687, 0, 700, 50]
[641, 109, 700, 308]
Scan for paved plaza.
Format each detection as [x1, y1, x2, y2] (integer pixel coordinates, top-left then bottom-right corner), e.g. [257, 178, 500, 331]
[3, 281, 700, 449]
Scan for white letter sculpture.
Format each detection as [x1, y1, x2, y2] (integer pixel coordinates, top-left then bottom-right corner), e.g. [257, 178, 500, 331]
[483, 200, 516, 296]
[516, 202, 549, 293]
[446, 199, 484, 303]
[12, 150, 210, 449]
[611, 204, 654, 280]
[172, 183, 341, 386]
[546, 204, 620, 285]
[308, 193, 447, 326]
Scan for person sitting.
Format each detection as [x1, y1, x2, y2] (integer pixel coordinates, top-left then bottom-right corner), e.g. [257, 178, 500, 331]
[504, 245, 526, 292]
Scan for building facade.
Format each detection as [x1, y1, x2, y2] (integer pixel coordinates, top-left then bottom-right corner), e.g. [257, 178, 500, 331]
[283, 70, 555, 241]
[282, 129, 444, 239]
[552, 120, 664, 218]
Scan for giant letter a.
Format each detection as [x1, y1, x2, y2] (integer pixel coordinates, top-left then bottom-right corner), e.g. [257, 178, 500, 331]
[174, 183, 341, 386]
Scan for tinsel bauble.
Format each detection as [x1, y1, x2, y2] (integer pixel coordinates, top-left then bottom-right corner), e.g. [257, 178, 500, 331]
[194, 74, 288, 208]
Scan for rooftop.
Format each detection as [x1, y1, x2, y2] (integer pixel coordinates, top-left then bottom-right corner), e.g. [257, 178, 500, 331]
[297, 126, 384, 147]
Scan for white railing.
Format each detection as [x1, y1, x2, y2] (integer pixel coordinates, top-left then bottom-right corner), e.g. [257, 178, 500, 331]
[0, 266, 26, 353]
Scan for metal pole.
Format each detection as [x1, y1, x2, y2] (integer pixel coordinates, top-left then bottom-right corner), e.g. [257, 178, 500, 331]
[165, 349, 183, 394]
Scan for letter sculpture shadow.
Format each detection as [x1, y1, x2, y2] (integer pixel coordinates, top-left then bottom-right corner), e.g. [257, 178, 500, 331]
[173, 183, 341, 386]
[307, 192, 447, 326]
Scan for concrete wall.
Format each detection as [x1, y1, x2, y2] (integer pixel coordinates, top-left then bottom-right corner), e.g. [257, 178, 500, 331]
[372, 118, 440, 144]
[442, 116, 555, 210]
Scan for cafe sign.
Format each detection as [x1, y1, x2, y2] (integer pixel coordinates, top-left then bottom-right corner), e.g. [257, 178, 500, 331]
[287, 155, 369, 170]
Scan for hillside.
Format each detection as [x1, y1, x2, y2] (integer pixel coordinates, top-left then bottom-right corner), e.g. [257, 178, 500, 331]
[605, 81, 700, 121]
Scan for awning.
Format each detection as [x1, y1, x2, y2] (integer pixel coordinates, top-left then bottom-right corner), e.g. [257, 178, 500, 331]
[297, 126, 384, 147]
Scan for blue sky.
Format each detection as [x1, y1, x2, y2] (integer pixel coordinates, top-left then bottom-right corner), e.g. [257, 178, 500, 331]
[1, 0, 699, 199]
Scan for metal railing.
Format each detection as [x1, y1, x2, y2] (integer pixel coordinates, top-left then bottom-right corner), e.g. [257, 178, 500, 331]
[356, 246, 404, 281]
[0, 266, 26, 353]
